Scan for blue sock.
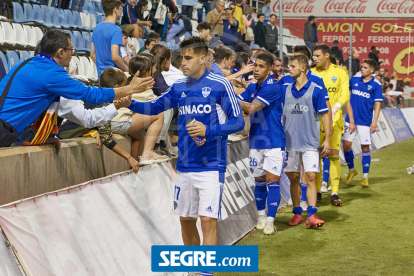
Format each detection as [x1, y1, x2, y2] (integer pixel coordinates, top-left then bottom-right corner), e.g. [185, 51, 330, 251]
[293, 206, 303, 215]
[344, 150, 355, 170]
[300, 183, 307, 202]
[307, 206, 317, 217]
[322, 157, 330, 182]
[201, 273, 214, 276]
[266, 182, 281, 218]
[254, 180, 267, 211]
[362, 151, 371, 174]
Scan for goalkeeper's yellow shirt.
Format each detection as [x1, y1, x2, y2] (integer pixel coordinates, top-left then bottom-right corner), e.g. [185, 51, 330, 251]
[311, 63, 350, 132]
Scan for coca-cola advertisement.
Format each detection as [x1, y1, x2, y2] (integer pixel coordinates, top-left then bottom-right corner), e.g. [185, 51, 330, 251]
[283, 18, 414, 83]
[271, 0, 414, 18]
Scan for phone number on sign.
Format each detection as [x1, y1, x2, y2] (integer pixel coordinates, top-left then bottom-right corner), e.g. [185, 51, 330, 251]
[342, 47, 389, 54]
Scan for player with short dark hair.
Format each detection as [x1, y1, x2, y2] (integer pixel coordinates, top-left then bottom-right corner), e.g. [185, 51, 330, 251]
[342, 59, 383, 187]
[237, 52, 285, 234]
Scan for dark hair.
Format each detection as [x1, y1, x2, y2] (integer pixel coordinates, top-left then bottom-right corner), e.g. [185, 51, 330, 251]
[371, 46, 376, 50]
[103, 0, 122, 16]
[290, 55, 310, 70]
[179, 36, 208, 56]
[256, 52, 275, 67]
[383, 77, 390, 82]
[40, 29, 71, 56]
[270, 14, 277, 19]
[397, 79, 404, 89]
[274, 56, 282, 63]
[171, 50, 183, 69]
[235, 0, 242, 4]
[384, 69, 388, 72]
[139, 52, 157, 66]
[257, 13, 264, 18]
[147, 32, 160, 40]
[213, 45, 234, 63]
[197, 21, 211, 31]
[135, 0, 148, 10]
[377, 74, 383, 78]
[308, 15, 315, 22]
[151, 44, 172, 77]
[363, 59, 378, 70]
[336, 57, 342, 65]
[127, 56, 152, 84]
[100, 67, 126, 88]
[234, 52, 249, 70]
[252, 48, 271, 59]
[293, 45, 312, 60]
[333, 40, 339, 45]
[314, 44, 331, 55]
[122, 31, 128, 37]
[329, 54, 336, 65]
[145, 38, 157, 47]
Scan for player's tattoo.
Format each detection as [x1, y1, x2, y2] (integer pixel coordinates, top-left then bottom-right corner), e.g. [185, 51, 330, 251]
[239, 99, 266, 115]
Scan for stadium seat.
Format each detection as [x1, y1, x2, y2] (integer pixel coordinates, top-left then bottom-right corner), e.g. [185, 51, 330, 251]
[19, 50, 31, 60]
[0, 57, 6, 81]
[95, 2, 104, 15]
[88, 14, 96, 30]
[132, 38, 139, 53]
[0, 51, 8, 74]
[13, 23, 27, 47]
[73, 30, 86, 51]
[33, 5, 44, 24]
[56, 8, 69, 28]
[41, 5, 54, 28]
[80, 12, 90, 30]
[13, 3, 35, 24]
[138, 38, 144, 49]
[49, 7, 61, 28]
[23, 25, 37, 48]
[72, 11, 83, 29]
[1, 22, 16, 46]
[95, 14, 103, 25]
[0, 25, 4, 45]
[66, 30, 76, 47]
[68, 58, 77, 75]
[85, 0, 95, 14]
[82, 31, 91, 51]
[89, 57, 97, 78]
[29, 51, 35, 57]
[65, 10, 76, 28]
[6, 51, 20, 71]
[33, 26, 43, 44]
[79, 56, 95, 80]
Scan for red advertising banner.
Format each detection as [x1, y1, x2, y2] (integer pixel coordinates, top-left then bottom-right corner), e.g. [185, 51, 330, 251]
[271, 0, 414, 18]
[284, 18, 414, 83]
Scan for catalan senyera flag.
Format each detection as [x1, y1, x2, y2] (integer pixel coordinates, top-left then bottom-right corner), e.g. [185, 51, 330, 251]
[23, 101, 60, 146]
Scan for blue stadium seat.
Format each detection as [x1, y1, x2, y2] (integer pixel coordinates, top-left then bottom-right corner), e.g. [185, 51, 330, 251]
[0, 57, 6, 82]
[159, 41, 167, 46]
[85, 0, 95, 14]
[0, 51, 8, 74]
[95, 14, 103, 24]
[19, 51, 31, 60]
[138, 38, 144, 49]
[66, 30, 76, 47]
[82, 31, 91, 51]
[41, 5, 54, 27]
[6, 51, 20, 71]
[66, 10, 76, 28]
[29, 51, 35, 57]
[13, 2, 35, 24]
[72, 11, 83, 29]
[95, 2, 104, 15]
[73, 31, 87, 51]
[56, 8, 69, 28]
[33, 5, 44, 24]
[49, 7, 61, 28]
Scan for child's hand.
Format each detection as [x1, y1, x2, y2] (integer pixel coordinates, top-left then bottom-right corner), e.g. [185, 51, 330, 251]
[129, 43, 136, 53]
[127, 156, 140, 173]
[95, 132, 102, 149]
[114, 96, 132, 109]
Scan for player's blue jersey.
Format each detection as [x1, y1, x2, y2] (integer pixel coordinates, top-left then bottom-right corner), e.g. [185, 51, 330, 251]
[128, 70, 245, 173]
[278, 70, 330, 101]
[238, 75, 286, 150]
[281, 80, 329, 115]
[345, 76, 383, 127]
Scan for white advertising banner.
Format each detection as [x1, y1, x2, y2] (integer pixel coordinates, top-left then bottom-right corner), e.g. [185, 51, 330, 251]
[371, 111, 396, 149]
[270, 0, 414, 18]
[401, 107, 414, 134]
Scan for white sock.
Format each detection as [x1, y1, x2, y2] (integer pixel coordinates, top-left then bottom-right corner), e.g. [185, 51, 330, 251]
[349, 168, 355, 172]
[322, 181, 327, 186]
[266, 216, 275, 223]
[363, 173, 368, 179]
[331, 193, 338, 196]
[258, 210, 266, 216]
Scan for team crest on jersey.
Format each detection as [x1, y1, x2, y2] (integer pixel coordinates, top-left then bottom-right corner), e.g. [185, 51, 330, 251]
[202, 87, 211, 98]
[332, 76, 337, 83]
[368, 85, 372, 90]
[173, 201, 178, 210]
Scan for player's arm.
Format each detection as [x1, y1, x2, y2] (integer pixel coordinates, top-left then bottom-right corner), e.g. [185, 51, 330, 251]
[226, 63, 254, 81]
[238, 99, 265, 115]
[345, 101, 355, 134]
[371, 84, 383, 133]
[315, 86, 331, 157]
[238, 85, 278, 115]
[128, 86, 178, 115]
[332, 69, 350, 114]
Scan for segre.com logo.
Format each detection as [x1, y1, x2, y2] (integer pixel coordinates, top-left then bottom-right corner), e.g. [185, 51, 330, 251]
[151, 245, 258, 272]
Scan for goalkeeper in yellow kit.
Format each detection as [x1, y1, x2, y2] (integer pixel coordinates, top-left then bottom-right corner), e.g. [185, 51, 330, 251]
[311, 44, 354, 206]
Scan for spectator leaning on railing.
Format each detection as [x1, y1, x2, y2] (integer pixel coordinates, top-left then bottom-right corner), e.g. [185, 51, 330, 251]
[0, 29, 154, 148]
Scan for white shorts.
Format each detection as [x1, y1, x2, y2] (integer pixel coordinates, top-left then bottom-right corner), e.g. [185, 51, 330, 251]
[249, 148, 285, 177]
[173, 171, 224, 219]
[285, 151, 320, 173]
[111, 116, 132, 135]
[342, 122, 372, 145]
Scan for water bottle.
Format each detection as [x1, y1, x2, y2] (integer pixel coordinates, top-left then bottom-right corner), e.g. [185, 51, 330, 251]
[187, 118, 206, 147]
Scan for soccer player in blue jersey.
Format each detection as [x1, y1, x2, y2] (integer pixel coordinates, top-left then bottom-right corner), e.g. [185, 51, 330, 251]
[282, 55, 331, 227]
[342, 59, 383, 187]
[237, 52, 286, 235]
[127, 37, 244, 276]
